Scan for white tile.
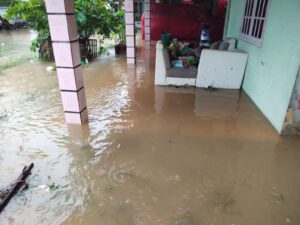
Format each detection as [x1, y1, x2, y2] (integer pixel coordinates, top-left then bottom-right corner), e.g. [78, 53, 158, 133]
[61, 91, 80, 112]
[144, 3, 150, 11]
[125, 0, 134, 12]
[126, 25, 134, 36]
[70, 41, 81, 66]
[127, 58, 135, 64]
[48, 15, 78, 41]
[67, 15, 79, 40]
[145, 34, 151, 41]
[57, 67, 83, 91]
[144, 11, 150, 18]
[65, 112, 82, 124]
[53, 42, 80, 67]
[78, 88, 87, 112]
[145, 19, 150, 27]
[125, 12, 134, 24]
[80, 108, 89, 123]
[45, 0, 74, 13]
[126, 47, 135, 58]
[52, 43, 73, 67]
[126, 36, 135, 47]
[145, 26, 150, 34]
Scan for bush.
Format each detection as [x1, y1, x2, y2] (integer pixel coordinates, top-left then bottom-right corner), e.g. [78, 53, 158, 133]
[5, 0, 124, 60]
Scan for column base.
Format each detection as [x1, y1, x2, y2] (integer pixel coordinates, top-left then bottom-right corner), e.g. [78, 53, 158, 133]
[65, 108, 88, 124]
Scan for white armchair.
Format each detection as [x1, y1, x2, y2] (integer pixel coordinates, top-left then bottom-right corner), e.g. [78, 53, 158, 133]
[155, 38, 248, 89]
[155, 41, 198, 86]
[196, 39, 248, 89]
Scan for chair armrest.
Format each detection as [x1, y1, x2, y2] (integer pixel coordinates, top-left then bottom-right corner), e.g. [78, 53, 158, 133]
[155, 41, 171, 85]
[196, 49, 248, 89]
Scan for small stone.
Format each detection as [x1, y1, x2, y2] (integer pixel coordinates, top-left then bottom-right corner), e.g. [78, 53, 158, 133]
[286, 218, 290, 223]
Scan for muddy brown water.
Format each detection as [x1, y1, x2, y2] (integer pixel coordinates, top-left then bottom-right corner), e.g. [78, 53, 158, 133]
[1, 31, 300, 225]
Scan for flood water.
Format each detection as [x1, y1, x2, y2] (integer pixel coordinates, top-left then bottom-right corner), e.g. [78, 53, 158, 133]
[1, 30, 300, 225]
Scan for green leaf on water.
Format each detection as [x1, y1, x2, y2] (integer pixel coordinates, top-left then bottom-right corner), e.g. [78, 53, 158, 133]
[271, 192, 285, 203]
[49, 182, 60, 191]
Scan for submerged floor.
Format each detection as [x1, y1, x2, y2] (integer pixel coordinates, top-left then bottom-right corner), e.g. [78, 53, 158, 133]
[1, 31, 300, 225]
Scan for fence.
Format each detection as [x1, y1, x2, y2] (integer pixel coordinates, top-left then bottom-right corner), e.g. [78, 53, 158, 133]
[79, 38, 98, 60]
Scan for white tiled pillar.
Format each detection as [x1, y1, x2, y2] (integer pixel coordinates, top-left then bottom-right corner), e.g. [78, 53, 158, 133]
[144, 0, 151, 46]
[125, 0, 136, 64]
[45, 0, 88, 124]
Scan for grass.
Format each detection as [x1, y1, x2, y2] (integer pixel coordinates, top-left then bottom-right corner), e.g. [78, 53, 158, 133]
[0, 55, 37, 73]
[0, 43, 28, 57]
[0, 41, 37, 73]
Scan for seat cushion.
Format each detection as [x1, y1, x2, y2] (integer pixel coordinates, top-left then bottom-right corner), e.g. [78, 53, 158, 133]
[166, 66, 198, 78]
[224, 38, 237, 51]
[218, 41, 229, 50]
[210, 41, 221, 49]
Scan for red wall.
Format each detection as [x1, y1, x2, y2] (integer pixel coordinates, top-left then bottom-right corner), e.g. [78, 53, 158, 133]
[141, 0, 228, 42]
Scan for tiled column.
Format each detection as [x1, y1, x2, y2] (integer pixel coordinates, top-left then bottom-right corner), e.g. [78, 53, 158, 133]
[144, 0, 151, 47]
[45, 0, 88, 124]
[125, 0, 136, 64]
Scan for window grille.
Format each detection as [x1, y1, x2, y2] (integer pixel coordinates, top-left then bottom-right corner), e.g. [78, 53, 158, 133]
[240, 0, 270, 47]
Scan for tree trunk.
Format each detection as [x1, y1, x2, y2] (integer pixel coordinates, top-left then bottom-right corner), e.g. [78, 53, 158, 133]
[39, 36, 54, 61]
[0, 16, 11, 30]
[0, 163, 34, 213]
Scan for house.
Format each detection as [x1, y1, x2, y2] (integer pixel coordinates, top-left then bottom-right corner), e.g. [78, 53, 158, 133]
[224, 0, 300, 134]
[44, 0, 300, 135]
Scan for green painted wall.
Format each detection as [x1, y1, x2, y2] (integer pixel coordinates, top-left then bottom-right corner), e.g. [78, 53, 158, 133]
[226, 0, 300, 133]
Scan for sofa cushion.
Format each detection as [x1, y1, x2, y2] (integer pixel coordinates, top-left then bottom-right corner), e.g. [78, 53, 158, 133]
[218, 41, 229, 50]
[210, 41, 221, 49]
[166, 66, 198, 78]
[224, 38, 237, 51]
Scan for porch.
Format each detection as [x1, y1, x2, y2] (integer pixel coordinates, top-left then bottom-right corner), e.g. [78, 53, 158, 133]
[45, 0, 300, 135]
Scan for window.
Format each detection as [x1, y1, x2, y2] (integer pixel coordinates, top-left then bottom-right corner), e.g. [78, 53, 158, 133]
[240, 0, 270, 47]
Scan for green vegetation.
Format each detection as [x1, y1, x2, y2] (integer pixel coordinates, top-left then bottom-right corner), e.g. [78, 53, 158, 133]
[0, 0, 16, 6]
[0, 40, 37, 73]
[0, 55, 36, 72]
[5, 0, 125, 59]
[112, 10, 126, 45]
[48, 182, 60, 191]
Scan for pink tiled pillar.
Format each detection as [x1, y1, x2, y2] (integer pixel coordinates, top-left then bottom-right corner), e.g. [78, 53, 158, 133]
[45, 0, 88, 124]
[125, 0, 136, 64]
[144, 0, 151, 46]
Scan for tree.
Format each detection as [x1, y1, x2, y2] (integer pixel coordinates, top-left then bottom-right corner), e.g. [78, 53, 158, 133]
[0, 0, 16, 7]
[5, 0, 124, 60]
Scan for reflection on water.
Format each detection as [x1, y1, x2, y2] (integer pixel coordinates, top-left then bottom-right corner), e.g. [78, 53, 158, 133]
[1, 31, 300, 225]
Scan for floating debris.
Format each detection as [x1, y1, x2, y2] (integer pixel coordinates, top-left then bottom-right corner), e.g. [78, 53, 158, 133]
[46, 66, 56, 72]
[0, 163, 34, 213]
[271, 192, 285, 203]
[48, 182, 60, 191]
[0, 113, 8, 121]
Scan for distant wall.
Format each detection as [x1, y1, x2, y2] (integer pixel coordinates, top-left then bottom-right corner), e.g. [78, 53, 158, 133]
[226, 0, 300, 133]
